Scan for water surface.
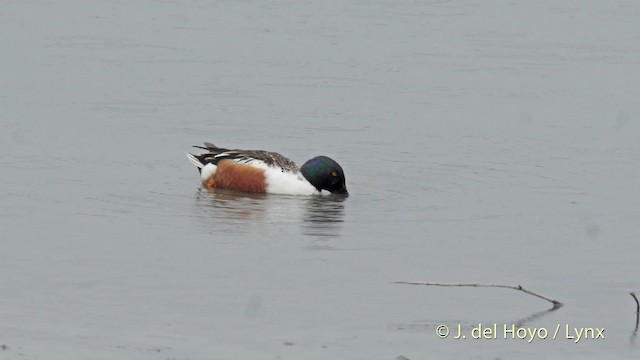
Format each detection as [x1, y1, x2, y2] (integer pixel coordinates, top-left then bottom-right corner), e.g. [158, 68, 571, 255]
[2, 1, 640, 359]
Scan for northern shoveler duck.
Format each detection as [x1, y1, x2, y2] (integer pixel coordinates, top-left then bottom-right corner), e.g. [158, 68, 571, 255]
[187, 142, 348, 196]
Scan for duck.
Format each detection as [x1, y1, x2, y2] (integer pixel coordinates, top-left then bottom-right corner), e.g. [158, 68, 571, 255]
[187, 142, 348, 196]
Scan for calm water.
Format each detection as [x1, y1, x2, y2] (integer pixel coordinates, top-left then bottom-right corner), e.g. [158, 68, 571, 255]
[2, 1, 640, 359]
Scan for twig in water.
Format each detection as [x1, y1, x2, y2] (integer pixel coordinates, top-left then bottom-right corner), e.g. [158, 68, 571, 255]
[631, 292, 640, 316]
[631, 292, 639, 343]
[393, 281, 563, 309]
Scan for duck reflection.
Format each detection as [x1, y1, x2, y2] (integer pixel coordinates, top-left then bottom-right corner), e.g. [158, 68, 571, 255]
[193, 188, 346, 240]
[302, 194, 346, 239]
[194, 187, 268, 221]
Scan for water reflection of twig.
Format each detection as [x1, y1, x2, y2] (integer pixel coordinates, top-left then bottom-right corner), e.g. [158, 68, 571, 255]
[393, 307, 560, 334]
[630, 292, 639, 344]
[513, 306, 560, 328]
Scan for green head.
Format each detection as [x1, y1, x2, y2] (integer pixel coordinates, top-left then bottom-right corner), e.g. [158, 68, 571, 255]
[300, 156, 348, 196]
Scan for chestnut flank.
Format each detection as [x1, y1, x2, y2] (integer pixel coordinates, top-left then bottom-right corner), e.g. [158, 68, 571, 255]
[207, 160, 267, 193]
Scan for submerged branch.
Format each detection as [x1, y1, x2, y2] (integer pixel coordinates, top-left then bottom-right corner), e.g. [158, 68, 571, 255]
[631, 292, 640, 315]
[631, 292, 639, 343]
[393, 281, 563, 309]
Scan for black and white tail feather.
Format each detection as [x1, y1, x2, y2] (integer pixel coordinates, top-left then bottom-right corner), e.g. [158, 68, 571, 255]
[187, 142, 299, 173]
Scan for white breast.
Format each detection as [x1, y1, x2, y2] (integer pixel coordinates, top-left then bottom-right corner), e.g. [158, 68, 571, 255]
[264, 168, 318, 195]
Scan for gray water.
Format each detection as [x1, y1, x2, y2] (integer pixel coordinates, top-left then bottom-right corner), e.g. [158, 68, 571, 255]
[2, 1, 640, 359]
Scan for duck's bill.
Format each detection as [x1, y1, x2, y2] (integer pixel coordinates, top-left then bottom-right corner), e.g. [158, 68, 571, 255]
[332, 185, 349, 196]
